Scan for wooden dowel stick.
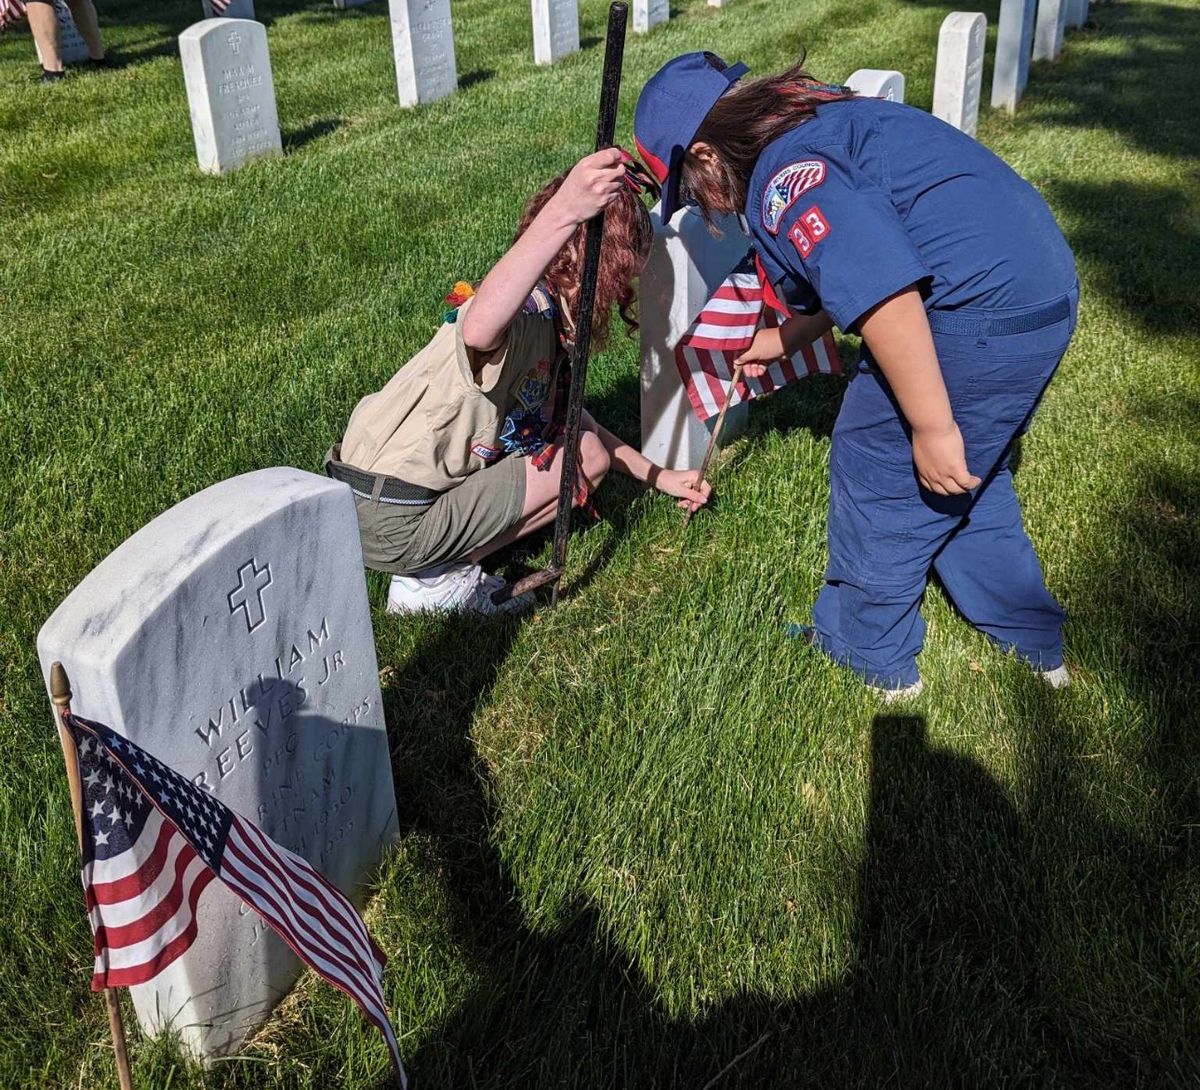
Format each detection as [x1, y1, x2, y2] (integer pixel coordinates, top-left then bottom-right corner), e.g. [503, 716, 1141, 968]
[50, 662, 136, 1090]
[682, 362, 744, 528]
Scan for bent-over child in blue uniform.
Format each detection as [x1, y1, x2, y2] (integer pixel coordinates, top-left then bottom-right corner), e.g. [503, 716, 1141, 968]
[634, 53, 1078, 699]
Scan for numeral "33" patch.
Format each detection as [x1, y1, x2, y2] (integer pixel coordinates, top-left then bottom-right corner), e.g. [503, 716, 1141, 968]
[788, 205, 831, 259]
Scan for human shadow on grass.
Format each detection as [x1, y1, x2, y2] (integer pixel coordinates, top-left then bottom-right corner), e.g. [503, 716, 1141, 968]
[392, 710, 1149, 1088]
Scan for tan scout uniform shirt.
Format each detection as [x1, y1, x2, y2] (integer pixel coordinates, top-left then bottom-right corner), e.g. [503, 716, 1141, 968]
[339, 297, 560, 491]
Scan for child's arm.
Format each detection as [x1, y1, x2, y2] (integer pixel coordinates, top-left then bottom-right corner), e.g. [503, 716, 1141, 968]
[461, 148, 626, 353]
[733, 311, 834, 376]
[584, 415, 712, 513]
[858, 286, 981, 496]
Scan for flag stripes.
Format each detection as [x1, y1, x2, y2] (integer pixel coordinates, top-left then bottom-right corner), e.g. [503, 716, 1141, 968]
[66, 713, 407, 1087]
[674, 265, 841, 423]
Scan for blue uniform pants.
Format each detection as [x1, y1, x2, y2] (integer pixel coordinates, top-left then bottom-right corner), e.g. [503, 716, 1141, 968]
[812, 287, 1078, 688]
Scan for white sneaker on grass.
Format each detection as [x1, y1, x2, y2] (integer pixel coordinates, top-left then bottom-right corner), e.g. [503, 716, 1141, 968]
[1039, 664, 1071, 689]
[868, 678, 925, 704]
[386, 562, 533, 616]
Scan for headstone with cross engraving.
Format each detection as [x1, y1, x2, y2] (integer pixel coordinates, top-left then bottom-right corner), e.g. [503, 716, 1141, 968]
[34, 0, 91, 67]
[37, 468, 398, 1061]
[389, 0, 457, 107]
[532, 0, 578, 66]
[202, 0, 255, 17]
[180, 19, 282, 176]
[932, 12, 987, 138]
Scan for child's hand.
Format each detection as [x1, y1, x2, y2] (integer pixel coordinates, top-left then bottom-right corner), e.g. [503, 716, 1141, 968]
[733, 326, 786, 378]
[554, 148, 626, 226]
[655, 469, 713, 513]
[911, 422, 981, 495]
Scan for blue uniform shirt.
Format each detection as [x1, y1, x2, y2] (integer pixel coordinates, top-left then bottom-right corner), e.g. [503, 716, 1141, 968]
[746, 99, 1076, 332]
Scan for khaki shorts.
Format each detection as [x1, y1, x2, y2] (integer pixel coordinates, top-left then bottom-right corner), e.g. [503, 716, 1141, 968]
[350, 454, 527, 574]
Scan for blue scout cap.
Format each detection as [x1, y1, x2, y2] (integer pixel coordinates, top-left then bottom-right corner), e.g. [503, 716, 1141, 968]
[633, 52, 749, 221]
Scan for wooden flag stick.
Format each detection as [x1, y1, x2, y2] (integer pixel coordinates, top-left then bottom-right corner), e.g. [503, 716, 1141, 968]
[682, 362, 744, 528]
[50, 662, 136, 1090]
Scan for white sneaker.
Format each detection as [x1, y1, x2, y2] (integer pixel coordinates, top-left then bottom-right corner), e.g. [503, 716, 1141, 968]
[868, 678, 925, 704]
[1039, 664, 1071, 689]
[386, 562, 534, 616]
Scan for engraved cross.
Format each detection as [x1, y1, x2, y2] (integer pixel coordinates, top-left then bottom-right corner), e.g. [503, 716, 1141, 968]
[228, 559, 272, 633]
[227, 30, 242, 55]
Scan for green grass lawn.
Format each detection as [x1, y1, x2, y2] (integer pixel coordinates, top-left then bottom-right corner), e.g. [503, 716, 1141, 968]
[2, 0, 1198, 1085]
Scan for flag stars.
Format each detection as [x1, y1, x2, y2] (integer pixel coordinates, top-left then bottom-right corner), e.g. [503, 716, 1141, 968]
[90, 800, 106, 819]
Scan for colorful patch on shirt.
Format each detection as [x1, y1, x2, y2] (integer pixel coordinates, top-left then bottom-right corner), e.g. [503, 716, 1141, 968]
[499, 407, 547, 456]
[762, 160, 827, 235]
[788, 205, 831, 260]
[471, 443, 503, 463]
[515, 359, 553, 410]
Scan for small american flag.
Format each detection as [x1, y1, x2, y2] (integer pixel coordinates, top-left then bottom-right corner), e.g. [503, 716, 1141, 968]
[674, 257, 841, 422]
[0, 0, 27, 31]
[211, 0, 231, 13]
[66, 712, 407, 1088]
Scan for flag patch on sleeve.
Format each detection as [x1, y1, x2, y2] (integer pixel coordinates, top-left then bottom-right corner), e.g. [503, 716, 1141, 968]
[762, 160, 827, 235]
[788, 205, 831, 259]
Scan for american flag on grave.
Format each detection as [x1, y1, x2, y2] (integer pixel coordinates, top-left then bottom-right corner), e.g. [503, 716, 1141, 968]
[211, 0, 231, 12]
[66, 712, 407, 1088]
[674, 256, 841, 422]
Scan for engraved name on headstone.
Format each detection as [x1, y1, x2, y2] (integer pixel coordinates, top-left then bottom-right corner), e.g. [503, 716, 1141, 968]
[180, 19, 283, 176]
[933, 12, 988, 138]
[34, 0, 90, 67]
[632, 0, 668, 34]
[37, 468, 398, 1060]
[844, 68, 906, 103]
[991, 0, 1037, 111]
[532, 0, 579, 66]
[389, 0, 457, 107]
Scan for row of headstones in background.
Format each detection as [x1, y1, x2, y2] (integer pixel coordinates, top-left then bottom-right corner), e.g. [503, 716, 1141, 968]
[38, 468, 399, 1060]
[182, 18, 283, 175]
[34, 0, 90, 66]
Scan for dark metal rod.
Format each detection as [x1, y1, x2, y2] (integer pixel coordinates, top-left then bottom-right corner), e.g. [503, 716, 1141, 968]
[493, 1, 628, 608]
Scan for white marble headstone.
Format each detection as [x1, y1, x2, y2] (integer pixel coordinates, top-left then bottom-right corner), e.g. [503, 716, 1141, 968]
[34, 0, 90, 67]
[180, 19, 283, 176]
[202, 0, 255, 18]
[708, 0, 730, 6]
[933, 12, 987, 138]
[532, 0, 578, 66]
[844, 68, 906, 103]
[640, 203, 751, 471]
[1065, 0, 1088, 28]
[389, 0, 457, 107]
[38, 468, 398, 1060]
[991, 0, 1036, 111]
[334, 0, 373, 7]
[1033, 0, 1067, 60]
[632, 0, 668, 34]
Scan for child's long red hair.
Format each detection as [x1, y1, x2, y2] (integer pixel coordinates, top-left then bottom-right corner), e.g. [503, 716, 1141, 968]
[515, 174, 653, 351]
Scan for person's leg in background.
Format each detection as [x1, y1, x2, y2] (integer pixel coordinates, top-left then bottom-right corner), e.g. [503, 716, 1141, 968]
[25, 0, 64, 79]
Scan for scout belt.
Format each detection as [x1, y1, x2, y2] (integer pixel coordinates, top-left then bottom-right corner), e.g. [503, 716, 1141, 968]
[324, 446, 441, 507]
